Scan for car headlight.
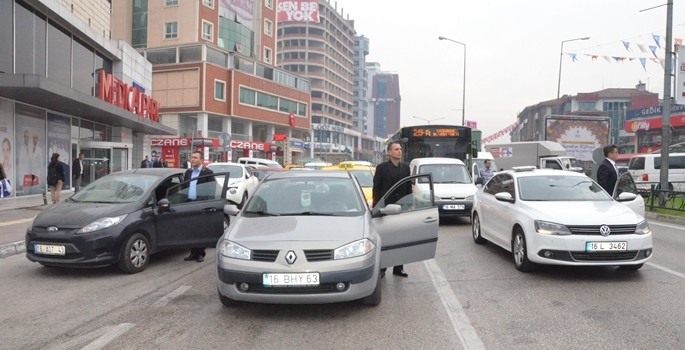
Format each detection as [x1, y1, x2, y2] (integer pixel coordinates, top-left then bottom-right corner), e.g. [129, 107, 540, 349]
[228, 188, 237, 195]
[465, 195, 474, 201]
[334, 239, 375, 260]
[534, 220, 572, 235]
[635, 220, 651, 235]
[218, 240, 251, 260]
[76, 214, 127, 234]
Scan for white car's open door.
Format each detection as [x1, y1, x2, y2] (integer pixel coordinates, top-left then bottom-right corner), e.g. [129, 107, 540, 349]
[372, 174, 439, 268]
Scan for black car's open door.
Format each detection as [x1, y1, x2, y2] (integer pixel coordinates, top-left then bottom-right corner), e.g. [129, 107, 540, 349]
[154, 172, 229, 249]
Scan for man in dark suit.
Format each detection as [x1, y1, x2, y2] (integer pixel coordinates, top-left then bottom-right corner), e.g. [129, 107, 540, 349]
[140, 156, 151, 168]
[373, 141, 412, 278]
[72, 153, 84, 193]
[183, 150, 215, 262]
[597, 144, 619, 194]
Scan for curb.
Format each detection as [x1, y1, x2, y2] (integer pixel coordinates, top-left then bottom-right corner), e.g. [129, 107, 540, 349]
[644, 212, 685, 226]
[0, 241, 26, 259]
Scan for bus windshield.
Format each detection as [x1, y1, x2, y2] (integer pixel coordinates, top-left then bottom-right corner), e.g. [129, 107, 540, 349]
[386, 124, 473, 164]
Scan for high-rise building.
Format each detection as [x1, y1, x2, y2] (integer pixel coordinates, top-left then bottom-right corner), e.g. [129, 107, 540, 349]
[368, 67, 401, 140]
[112, 0, 312, 166]
[276, 0, 359, 163]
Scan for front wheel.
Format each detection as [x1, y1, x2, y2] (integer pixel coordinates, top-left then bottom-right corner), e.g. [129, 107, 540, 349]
[512, 229, 537, 272]
[118, 233, 150, 274]
[472, 213, 487, 244]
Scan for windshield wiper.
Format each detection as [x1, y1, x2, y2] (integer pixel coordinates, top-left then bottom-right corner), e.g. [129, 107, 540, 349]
[281, 211, 337, 216]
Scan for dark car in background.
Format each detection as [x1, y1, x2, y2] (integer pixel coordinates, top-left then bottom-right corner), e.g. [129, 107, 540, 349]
[25, 168, 229, 274]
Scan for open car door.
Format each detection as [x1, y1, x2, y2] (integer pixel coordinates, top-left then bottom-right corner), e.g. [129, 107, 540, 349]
[154, 172, 229, 249]
[372, 174, 439, 269]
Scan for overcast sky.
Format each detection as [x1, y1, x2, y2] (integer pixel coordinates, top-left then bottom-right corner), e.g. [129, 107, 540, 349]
[330, 0, 684, 143]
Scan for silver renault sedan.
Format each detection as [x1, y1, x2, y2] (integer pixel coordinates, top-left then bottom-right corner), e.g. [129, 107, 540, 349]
[216, 171, 439, 306]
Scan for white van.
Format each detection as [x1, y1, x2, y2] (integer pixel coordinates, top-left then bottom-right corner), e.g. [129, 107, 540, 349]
[237, 157, 283, 169]
[627, 153, 685, 191]
[409, 157, 477, 220]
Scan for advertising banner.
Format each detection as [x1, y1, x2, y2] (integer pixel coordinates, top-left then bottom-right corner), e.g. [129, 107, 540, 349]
[678, 45, 685, 105]
[0, 98, 14, 195]
[545, 117, 609, 162]
[14, 105, 46, 196]
[277, 0, 320, 23]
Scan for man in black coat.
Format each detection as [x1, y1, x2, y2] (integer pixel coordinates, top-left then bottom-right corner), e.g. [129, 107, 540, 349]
[140, 156, 151, 168]
[597, 144, 619, 194]
[72, 153, 84, 193]
[183, 150, 215, 262]
[373, 141, 411, 278]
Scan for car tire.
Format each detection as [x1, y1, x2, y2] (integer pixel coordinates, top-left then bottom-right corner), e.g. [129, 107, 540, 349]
[218, 288, 239, 306]
[512, 228, 537, 272]
[361, 274, 382, 306]
[618, 264, 643, 271]
[117, 233, 150, 274]
[472, 213, 487, 244]
[237, 192, 248, 209]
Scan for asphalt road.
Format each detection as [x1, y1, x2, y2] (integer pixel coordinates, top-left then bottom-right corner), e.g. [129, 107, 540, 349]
[1, 217, 684, 349]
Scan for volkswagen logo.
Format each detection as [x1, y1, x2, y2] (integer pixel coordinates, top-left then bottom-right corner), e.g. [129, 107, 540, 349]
[47, 226, 58, 232]
[285, 250, 297, 264]
[599, 225, 611, 237]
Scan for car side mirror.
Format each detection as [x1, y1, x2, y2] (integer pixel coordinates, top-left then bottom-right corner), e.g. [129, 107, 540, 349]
[157, 198, 172, 213]
[494, 192, 514, 203]
[378, 203, 402, 216]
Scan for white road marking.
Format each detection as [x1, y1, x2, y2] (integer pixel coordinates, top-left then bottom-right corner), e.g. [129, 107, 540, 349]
[424, 259, 486, 350]
[646, 262, 685, 279]
[81, 323, 135, 350]
[647, 220, 685, 230]
[48, 323, 134, 350]
[151, 285, 192, 307]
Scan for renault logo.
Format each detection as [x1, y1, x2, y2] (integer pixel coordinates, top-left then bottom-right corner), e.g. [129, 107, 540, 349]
[599, 225, 611, 237]
[47, 226, 58, 232]
[285, 250, 297, 264]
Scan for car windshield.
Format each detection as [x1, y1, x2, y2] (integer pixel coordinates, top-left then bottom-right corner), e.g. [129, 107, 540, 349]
[350, 170, 373, 187]
[418, 164, 472, 184]
[243, 177, 364, 216]
[207, 164, 244, 178]
[518, 175, 611, 201]
[70, 174, 157, 203]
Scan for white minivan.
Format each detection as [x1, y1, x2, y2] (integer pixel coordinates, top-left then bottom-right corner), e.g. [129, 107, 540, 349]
[410, 157, 477, 220]
[628, 153, 685, 191]
[237, 157, 283, 169]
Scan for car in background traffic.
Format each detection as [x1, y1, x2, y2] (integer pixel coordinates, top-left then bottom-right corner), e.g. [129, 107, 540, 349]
[252, 167, 285, 181]
[206, 162, 259, 208]
[410, 157, 476, 219]
[216, 171, 439, 306]
[471, 167, 652, 272]
[25, 168, 230, 274]
[321, 161, 376, 207]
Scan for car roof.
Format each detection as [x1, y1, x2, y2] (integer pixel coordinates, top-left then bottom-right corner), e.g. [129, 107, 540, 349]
[265, 170, 352, 180]
[502, 168, 589, 178]
[118, 168, 184, 176]
[409, 157, 466, 166]
[207, 162, 245, 167]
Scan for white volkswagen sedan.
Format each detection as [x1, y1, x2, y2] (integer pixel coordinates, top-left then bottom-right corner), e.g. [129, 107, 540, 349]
[471, 167, 652, 272]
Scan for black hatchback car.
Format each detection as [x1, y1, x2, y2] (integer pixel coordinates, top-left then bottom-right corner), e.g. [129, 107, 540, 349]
[25, 168, 229, 273]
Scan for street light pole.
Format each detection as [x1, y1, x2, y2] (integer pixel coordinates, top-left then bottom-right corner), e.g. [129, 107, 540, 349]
[438, 36, 466, 126]
[556, 36, 590, 105]
[413, 116, 446, 125]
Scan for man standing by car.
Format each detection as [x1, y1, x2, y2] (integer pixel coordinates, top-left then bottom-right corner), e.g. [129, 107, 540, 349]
[183, 150, 214, 262]
[72, 153, 84, 193]
[478, 159, 495, 185]
[373, 141, 411, 278]
[597, 144, 619, 194]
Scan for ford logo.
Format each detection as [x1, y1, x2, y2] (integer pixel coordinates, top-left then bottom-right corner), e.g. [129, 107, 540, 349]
[599, 225, 611, 237]
[47, 226, 58, 232]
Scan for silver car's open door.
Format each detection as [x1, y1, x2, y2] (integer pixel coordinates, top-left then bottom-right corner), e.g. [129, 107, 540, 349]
[372, 174, 439, 268]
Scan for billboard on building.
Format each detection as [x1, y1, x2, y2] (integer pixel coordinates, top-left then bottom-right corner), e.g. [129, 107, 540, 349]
[220, 0, 255, 30]
[545, 116, 609, 163]
[677, 45, 685, 105]
[277, 0, 320, 23]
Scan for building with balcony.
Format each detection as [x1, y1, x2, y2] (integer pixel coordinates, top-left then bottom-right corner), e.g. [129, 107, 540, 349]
[111, 0, 312, 166]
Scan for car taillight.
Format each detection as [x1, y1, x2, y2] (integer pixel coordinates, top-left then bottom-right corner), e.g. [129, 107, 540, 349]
[642, 174, 648, 181]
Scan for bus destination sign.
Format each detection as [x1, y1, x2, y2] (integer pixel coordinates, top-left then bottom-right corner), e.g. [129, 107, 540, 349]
[411, 127, 461, 138]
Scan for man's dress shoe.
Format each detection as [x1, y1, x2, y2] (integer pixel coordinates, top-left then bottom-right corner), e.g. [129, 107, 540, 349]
[393, 269, 409, 277]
